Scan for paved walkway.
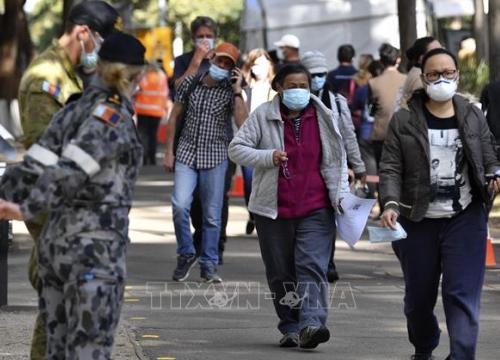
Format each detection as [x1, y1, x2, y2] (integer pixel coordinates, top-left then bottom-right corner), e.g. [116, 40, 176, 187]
[2, 166, 500, 359]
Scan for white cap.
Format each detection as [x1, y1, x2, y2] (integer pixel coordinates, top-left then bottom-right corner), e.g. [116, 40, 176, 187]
[274, 34, 300, 49]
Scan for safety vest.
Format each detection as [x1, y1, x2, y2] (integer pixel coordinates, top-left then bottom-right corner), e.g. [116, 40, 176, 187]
[134, 69, 168, 118]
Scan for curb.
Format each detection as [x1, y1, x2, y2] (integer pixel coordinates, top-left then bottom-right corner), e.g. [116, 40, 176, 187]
[123, 320, 148, 360]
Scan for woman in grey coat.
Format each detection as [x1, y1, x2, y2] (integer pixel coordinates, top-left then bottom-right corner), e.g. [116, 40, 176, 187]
[229, 63, 349, 349]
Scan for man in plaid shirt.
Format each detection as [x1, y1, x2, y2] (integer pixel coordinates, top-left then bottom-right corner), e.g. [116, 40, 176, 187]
[165, 42, 248, 283]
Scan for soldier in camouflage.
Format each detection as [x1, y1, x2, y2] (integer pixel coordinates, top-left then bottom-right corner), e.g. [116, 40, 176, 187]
[0, 32, 146, 359]
[9, 1, 121, 357]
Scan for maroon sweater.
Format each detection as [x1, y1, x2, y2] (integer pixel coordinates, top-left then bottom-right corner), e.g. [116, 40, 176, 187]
[278, 104, 331, 218]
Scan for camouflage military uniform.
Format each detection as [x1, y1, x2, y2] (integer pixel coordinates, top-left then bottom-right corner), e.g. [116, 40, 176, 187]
[15, 38, 83, 359]
[11, 82, 142, 359]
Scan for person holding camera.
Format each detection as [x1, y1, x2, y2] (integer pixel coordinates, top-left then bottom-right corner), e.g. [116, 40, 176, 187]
[379, 48, 500, 360]
[164, 42, 248, 283]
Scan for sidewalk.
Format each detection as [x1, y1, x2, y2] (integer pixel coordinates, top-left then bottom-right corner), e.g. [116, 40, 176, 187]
[2, 165, 500, 359]
[0, 233, 144, 359]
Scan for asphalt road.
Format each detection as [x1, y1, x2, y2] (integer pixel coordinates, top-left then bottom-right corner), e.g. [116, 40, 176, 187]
[122, 166, 500, 360]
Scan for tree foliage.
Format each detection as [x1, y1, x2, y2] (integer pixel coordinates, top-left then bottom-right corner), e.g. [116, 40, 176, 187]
[27, 0, 244, 52]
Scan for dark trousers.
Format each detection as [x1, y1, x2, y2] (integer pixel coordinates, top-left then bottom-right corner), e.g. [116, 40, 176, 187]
[192, 161, 236, 256]
[372, 140, 385, 210]
[254, 208, 334, 334]
[137, 115, 161, 165]
[241, 166, 254, 221]
[393, 202, 487, 358]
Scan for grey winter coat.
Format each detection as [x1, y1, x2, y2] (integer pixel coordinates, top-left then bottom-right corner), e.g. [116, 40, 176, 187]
[320, 90, 366, 176]
[228, 94, 349, 219]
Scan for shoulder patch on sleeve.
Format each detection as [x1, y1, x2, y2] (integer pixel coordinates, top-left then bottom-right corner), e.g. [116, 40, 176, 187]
[92, 103, 123, 127]
[41, 81, 61, 98]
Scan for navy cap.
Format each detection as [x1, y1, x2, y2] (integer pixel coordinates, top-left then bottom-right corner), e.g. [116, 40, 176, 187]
[98, 32, 146, 65]
[68, 1, 121, 38]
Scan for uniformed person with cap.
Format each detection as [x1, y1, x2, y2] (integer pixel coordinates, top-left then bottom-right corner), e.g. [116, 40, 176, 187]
[0, 32, 146, 359]
[12, 1, 121, 357]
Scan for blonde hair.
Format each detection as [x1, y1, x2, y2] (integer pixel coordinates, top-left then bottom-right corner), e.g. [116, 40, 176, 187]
[354, 54, 374, 86]
[98, 60, 145, 94]
[241, 48, 275, 85]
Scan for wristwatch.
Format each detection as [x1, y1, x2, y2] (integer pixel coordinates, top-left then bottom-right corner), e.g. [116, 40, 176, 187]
[234, 92, 243, 98]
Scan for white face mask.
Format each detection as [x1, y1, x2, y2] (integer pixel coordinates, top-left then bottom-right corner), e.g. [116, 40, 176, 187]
[276, 48, 285, 61]
[251, 63, 270, 79]
[425, 77, 458, 102]
[195, 38, 215, 50]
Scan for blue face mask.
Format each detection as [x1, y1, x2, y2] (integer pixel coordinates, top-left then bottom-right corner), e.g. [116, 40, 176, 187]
[209, 64, 230, 81]
[311, 75, 326, 91]
[282, 88, 311, 111]
[80, 32, 100, 73]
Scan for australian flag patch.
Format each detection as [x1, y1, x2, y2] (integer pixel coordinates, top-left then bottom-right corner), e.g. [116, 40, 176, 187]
[42, 81, 61, 98]
[92, 104, 123, 127]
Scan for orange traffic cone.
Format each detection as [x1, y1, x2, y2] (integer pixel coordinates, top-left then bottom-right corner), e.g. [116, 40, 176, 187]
[486, 238, 497, 267]
[229, 175, 244, 197]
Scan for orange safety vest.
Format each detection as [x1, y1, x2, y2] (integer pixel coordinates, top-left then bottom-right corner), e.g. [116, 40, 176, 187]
[134, 69, 168, 118]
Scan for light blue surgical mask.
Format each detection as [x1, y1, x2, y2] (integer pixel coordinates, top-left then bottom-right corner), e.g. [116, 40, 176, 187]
[281, 88, 311, 111]
[80, 32, 101, 73]
[209, 63, 230, 81]
[367, 222, 407, 243]
[311, 75, 326, 92]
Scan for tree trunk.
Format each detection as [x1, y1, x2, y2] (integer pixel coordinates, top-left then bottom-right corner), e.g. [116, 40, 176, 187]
[489, 0, 500, 81]
[0, 0, 33, 100]
[474, 0, 488, 63]
[397, 0, 417, 70]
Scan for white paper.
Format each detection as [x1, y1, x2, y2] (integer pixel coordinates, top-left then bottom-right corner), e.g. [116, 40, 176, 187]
[336, 192, 377, 247]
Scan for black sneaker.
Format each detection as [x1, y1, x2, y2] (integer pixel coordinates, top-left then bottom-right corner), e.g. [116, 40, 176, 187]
[327, 263, 339, 283]
[411, 354, 435, 360]
[172, 255, 197, 282]
[299, 326, 330, 349]
[245, 219, 255, 235]
[279, 333, 298, 348]
[201, 264, 223, 283]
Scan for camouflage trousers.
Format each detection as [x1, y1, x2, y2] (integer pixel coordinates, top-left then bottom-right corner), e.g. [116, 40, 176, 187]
[38, 230, 127, 359]
[25, 219, 47, 360]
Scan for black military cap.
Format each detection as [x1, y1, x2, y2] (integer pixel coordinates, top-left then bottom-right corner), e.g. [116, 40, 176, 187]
[68, 1, 122, 38]
[98, 32, 146, 65]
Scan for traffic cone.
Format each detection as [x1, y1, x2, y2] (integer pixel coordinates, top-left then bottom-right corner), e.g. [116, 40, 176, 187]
[157, 122, 168, 144]
[228, 175, 244, 197]
[486, 238, 497, 267]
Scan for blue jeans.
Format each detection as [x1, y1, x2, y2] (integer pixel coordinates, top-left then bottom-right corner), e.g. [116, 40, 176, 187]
[393, 201, 487, 359]
[254, 208, 334, 334]
[172, 160, 228, 266]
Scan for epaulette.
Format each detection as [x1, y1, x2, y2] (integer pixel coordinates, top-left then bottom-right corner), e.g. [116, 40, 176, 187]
[42, 81, 61, 99]
[92, 103, 123, 127]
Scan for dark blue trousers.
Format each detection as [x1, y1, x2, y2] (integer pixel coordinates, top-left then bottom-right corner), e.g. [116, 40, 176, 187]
[393, 201, 487, 359]
[254, 208, 334, 334]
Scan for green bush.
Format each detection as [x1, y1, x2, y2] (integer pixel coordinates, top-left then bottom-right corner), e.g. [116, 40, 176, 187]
[458, 56, 489, 100]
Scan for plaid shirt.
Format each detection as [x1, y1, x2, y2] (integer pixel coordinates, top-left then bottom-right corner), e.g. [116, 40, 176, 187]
[175, 74, 234, 169]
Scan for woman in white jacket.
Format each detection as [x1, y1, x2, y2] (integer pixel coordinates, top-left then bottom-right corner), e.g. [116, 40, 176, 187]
[228, 63, 349, 350]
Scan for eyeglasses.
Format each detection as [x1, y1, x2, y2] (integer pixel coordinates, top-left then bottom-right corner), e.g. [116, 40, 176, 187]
[311, 73, 327, 78]
[423, 69, 458, 82]
[281, 160, 293, 179]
